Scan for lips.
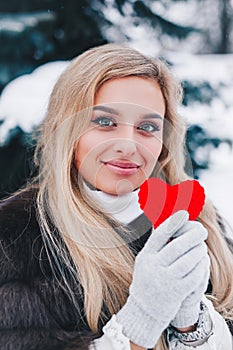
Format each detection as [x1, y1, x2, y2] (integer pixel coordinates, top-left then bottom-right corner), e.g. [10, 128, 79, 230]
[106, 160, 140, 168]
[102, 160, 140, 175]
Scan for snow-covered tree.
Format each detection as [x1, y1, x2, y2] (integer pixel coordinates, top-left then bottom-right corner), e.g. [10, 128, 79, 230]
[0, 0, 107, 90]
[96, 0, 233, 54]
[0, 0, 233, 198]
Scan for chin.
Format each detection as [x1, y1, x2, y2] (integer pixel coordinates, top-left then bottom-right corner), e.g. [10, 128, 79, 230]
[101, 181, 138, 196]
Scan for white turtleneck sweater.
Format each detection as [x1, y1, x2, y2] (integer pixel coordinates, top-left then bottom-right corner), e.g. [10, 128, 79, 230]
[83, 182, 144, 225]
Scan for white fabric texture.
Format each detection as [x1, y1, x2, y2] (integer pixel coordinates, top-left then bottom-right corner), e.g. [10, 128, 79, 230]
[83, 182, 143, 224]
[89, 297, 232, 350]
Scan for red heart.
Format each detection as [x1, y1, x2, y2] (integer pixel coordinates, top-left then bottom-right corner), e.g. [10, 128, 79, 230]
[138, 178, 205, 229]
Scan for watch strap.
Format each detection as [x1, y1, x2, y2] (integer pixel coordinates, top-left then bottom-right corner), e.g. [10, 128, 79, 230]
[167, 301, 213, 348]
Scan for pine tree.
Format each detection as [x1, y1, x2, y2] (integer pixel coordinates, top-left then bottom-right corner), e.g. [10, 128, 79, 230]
[0, 0, 108, 91]
[96, 0, 233, 54]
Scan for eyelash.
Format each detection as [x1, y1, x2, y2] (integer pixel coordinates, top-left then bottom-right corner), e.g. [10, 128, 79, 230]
[138, 123, 160, 133]
[91, 116, 161, 133]
[91, 116, 117, 127]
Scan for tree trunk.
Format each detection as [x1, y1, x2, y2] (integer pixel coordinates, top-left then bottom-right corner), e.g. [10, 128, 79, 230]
[219, 0, 233, 53]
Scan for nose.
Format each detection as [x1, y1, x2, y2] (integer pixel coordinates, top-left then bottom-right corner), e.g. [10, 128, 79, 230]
[112, 124, 137, 156]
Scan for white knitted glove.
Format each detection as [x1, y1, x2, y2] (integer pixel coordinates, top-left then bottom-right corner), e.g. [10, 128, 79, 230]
[170, 221, 210, 328]
[116, 210, 209, 348]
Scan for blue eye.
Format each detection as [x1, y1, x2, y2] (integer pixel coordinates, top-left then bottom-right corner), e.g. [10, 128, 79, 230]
[138, 123, 160, 133]
[91, 117, 116, 127]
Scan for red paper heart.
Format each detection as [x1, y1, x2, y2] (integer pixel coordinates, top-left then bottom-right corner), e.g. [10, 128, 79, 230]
[138, 178, 205, 229]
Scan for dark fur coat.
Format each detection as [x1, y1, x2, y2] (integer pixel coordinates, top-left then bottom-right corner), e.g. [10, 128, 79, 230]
[0, 188, 153, 350]
[1, 188, 233, 350]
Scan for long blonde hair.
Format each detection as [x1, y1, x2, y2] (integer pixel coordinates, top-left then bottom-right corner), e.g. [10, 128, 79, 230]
[34, 43, 233, 349]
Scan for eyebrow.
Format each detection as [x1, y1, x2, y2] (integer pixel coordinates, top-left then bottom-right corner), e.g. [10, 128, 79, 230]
[93, 105, 163, 120]
[93, 105, 118, 115]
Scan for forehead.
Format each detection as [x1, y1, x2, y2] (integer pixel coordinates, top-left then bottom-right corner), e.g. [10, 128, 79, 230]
[94, 76, 166, 116]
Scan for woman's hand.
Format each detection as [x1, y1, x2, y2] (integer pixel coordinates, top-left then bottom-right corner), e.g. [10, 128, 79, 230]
[170, 221, 210, 329]
[116, 210, 210, 349]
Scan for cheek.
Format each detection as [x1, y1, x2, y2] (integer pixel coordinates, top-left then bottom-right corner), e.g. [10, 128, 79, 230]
[75, 135, 93, 171]
[74, 132, 107, 170]
[142, 136, 163, 161]
[140, 137, 163, 177]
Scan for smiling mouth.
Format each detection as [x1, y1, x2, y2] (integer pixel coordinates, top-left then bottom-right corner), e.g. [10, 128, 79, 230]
[102, 160, 141, 175]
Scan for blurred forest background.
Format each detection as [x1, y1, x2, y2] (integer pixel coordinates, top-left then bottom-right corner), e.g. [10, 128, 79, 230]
[0, 0, 232, 224]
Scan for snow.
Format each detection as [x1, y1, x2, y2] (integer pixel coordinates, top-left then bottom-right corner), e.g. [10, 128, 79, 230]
[0, 53, 232, 228]
[0, 12, 55, 33]
[170, 53, 233, 83]
[169, 53, 233, 228]
[199, 144, 233, 233]
[0, 61, 69, 141]
[0, 19, 25, 33]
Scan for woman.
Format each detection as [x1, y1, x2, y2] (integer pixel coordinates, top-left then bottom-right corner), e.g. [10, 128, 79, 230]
[0, 44, 233, 350]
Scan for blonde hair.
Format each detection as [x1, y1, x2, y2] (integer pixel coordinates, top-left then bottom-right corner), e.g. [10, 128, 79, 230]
[34, 43, 233, 349]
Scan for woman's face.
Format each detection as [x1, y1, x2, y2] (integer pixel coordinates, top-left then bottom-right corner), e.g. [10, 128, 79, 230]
[75, 76, 165, 195]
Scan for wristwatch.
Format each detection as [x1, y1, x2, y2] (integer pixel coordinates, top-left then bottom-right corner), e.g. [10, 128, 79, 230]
[166, 301, 213, 348]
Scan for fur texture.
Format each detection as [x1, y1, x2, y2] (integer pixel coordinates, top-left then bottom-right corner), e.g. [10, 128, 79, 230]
[0, 188, 97, 350]
[0, 188, 232, 350]
[0, 188, 151, 350]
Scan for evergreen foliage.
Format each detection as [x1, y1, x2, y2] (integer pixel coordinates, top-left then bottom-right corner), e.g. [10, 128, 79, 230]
[0, 0, 232, 197]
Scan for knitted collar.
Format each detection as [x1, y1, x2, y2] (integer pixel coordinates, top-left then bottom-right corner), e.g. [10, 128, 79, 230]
[83, 182, 143, 225]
